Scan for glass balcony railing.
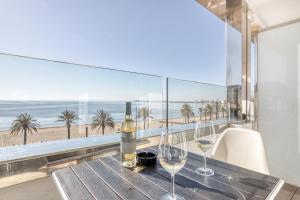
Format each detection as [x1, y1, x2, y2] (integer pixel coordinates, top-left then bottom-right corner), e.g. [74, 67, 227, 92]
[0, 53, 228, 165]
[167, 77, 227, 126]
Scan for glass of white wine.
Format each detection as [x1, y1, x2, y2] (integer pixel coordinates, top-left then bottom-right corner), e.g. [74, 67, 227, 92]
[194, 121, 216, 176]
[158, 129, 187, 200]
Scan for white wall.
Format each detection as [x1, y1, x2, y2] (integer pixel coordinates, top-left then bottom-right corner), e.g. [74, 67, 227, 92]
[258, 21, 300, 185]
[226, 24, 242, 86]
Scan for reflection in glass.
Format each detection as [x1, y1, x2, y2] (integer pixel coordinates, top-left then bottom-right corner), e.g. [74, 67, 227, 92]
[0, 54, 163, 147]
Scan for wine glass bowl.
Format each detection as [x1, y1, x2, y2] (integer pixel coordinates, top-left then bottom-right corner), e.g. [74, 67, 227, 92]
[158, 129, 187, 200]
[194, 121, 216, 176]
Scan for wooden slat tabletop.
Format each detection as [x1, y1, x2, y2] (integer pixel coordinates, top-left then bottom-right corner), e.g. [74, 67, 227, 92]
[52, 146, 284, 200]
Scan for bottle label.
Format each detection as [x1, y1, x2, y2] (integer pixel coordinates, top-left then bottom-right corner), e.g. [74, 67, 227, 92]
[121, 141, 136, 153]
[121, 132, 136, 154]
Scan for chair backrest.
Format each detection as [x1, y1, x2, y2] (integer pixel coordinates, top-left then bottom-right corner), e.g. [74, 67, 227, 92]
[211, 128, 270, 175]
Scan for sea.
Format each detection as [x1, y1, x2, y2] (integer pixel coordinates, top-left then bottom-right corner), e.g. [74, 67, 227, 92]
[0, 100, 209, 131]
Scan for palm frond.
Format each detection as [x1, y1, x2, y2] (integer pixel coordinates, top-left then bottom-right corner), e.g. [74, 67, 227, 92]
[10, 113, 40, 136]
[57, 109, 79, 125]
[91, 110, 115, 133]
[180, 104, 193, 117]
[138, 107, 152, 119]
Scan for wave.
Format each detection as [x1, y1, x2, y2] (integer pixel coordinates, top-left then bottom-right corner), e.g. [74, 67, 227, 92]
[0, 100, 209, 131]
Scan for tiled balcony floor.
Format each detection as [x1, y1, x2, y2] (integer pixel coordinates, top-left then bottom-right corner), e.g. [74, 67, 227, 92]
[275, 183, 300, 200]
[0, 177, 60, 200]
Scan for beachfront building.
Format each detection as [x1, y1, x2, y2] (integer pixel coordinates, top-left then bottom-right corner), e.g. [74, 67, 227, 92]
[227, 84, 242, 120]
[0, 0, 300, 199]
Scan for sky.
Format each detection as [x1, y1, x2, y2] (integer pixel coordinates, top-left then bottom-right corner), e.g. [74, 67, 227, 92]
[0, 0, 226, 101]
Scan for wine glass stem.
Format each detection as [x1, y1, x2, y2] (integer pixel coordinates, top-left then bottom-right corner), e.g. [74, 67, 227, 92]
[171, 174, 175, 199]
[203, 152, 207, 170]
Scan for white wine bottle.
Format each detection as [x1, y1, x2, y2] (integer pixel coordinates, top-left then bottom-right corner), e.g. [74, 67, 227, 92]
[121, 102, 136, 168]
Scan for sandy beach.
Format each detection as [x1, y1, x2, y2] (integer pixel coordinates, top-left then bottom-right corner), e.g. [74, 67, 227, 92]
[0, 115, 226, 147]
[0, 119, 164, 147]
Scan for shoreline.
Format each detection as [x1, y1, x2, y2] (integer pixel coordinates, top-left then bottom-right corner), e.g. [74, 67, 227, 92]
[0, 115, 227, 147]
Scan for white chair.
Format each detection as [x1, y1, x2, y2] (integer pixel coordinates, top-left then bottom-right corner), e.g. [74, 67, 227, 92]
[211, 128, 270, 175]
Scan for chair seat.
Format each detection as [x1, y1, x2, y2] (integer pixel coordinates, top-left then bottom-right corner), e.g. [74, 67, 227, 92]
[211, 128, 270, 175]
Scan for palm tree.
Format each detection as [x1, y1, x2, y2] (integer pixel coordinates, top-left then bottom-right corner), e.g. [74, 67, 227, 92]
[57, 109, 78, 139]
[85, 127, 89, 137]
[10, 113, 40, 145]
[91, 110, 115, 135]
[204, 107, 209, 122]
[138, 107, 152, 130]
[221, 105, 226, 118]
[214, 101, 221, 119]
[206, 104, 214, 120]
[180, 104, 194, 124]
[198, 107, 203, 121]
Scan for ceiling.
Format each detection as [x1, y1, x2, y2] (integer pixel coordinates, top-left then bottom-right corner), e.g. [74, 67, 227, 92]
[246, 0, 300, 29]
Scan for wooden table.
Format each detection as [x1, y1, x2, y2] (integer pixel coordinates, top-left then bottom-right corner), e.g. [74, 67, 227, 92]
[52, 146, 284, 200]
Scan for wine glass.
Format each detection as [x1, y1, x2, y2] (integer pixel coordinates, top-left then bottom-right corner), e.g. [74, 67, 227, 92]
[158, 129, 187, 200]
[194, 121, 216, 176]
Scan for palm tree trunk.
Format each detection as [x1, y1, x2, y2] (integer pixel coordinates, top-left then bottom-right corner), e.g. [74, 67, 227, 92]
[67, 127, 71, 139]
[223, 112, 224, 118]
[102, 126, 105, 135]
[143, 119, 146, 130]
[85, 127, 88, 137]
[187, 116, 190, 124]
[24, 129, 27, 145]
